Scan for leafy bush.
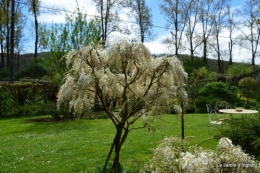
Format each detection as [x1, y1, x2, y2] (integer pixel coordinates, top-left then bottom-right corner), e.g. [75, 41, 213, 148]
[194, 82, 240, 112]
[238, 77, 259, 108]
[0, 82, 61, 117]
[227, 63, 254, 75]
[0, 86, 16, 117]
[183, 58, 205, 75]
[221, 115, 260, 160]
[143, 137, 260, 173]
[15, 61, 47, 79]
[0, 67, 9, 80]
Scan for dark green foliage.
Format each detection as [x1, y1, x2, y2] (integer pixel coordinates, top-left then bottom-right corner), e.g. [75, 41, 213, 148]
[194, 82, 240, 112]
[7, 102, 57, 117]
[221, 115, 260, 160]
[0, 67, 9, 80]
[0, 82, 61, 117]
[0, 86, 15, 117]
[14, 61, 47, 79]
[183, 58, 205, 75]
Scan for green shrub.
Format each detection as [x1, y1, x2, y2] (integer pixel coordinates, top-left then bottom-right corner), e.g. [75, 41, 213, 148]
[0, 86, 16, 117]
[227, 63, 254, 75]
[15, 62, 47, 79]
[194, 82, 240, 112]
[0, 67, 9, 80]
[183, 58, 205, 75]
[221, 115, 260, 160]
[0, 82, 61, 117]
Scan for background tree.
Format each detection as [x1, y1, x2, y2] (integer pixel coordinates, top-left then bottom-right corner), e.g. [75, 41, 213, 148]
[28, 0, 41, 63]
[160, 0, 192, 56]
[0, 0, 11, 68]
[236, 0, 260, 66]
[226, 5, 235, 66]
[238, 77, 258, 108]
[14, 13, 26, 70]
[57, 40, 188, 172]
[0, 0, 24, 69]
[209, 0, 229, 73]
[42, 7, 101, 84]
[198, 0, 218, 65]
[92, 0, 123, 43]
[185, 0, 201, 61]
[128, 0, 153, 43]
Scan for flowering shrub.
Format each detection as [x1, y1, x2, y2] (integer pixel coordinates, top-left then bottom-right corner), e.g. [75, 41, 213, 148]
[144, 137, 260, 173]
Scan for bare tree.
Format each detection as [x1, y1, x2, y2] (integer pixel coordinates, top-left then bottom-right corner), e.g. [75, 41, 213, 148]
[14, 13, 27, 70]
[185, 0, 201, 61]
[198, 0, 220, 65]
[93, 0, 123, 43]
[209, 0, 230, 73]
[160, 0, 192, 56]
[236, 0, 260, 66]
[57, 40, 188, 172]
[128, 0, 153, 43]
[28, 0, 41, 63]
[226, 5, 235, 66]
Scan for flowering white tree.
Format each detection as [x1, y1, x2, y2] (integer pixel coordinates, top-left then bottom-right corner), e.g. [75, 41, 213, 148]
[57, 40, 188, 172]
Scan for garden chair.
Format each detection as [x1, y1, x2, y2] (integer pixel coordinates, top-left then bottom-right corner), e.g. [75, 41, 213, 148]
[215, 101, 231, 113]
[206, 104, 225, 138]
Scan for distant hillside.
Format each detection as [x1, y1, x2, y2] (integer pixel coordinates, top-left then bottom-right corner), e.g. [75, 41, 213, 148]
[13, 52, 258, 74]
[17, 52, 50, 69]
[151, 53, 254, 73]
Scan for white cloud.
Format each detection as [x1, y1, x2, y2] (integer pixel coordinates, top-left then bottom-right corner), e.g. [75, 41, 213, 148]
[40, 0, 98, 24]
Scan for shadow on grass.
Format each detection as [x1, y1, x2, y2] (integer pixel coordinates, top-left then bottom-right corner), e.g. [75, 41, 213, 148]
[24, 116, 75, 123]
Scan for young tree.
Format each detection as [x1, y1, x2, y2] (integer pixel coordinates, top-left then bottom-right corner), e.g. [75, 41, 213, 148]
[42, 8, 101, 84]
[57, 40, 188, 172]
[128, 0, 153, 43]
[160, 0, 192, 56]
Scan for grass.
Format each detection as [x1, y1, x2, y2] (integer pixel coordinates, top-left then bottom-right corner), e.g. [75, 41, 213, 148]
[0, 114, 221, 172]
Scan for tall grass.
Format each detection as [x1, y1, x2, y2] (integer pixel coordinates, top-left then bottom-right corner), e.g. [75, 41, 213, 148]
[0, 114, 219, 172]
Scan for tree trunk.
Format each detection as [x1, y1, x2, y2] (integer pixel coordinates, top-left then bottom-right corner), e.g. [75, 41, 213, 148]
[33, 0, 38, 63]
[112, 124, 123, 172]
[0, 42, 4, 68]
[103, 121, 129, 173]
[229, 40, 233, 65]
[203, 35, 207, 65]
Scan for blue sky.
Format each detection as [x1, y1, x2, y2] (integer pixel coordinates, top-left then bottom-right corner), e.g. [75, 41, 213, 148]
[24, 0, 257, 64]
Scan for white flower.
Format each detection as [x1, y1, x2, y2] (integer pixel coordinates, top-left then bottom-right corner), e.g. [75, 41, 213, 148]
[218, 137, 233, 148]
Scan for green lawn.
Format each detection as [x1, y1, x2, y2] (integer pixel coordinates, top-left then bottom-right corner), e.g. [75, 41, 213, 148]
[0, 114, 220, 172]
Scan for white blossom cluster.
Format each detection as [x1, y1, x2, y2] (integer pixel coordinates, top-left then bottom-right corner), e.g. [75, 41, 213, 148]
[144, 137, 260, 173]
[57, 40, 188, 121]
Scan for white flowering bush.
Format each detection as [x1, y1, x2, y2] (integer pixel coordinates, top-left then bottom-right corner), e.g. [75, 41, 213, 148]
[144, 137, 260, 173]
[57, 40, 188, 172]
